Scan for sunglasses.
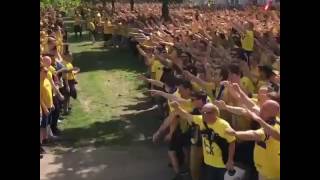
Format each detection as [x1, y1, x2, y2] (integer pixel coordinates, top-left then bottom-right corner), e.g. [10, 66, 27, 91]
[202, 111, 214, 115]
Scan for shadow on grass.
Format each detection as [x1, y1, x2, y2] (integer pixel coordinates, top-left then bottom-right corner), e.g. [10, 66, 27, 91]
[72, 48, 146, 74]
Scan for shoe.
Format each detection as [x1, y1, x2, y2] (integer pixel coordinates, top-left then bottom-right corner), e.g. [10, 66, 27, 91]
[40, 146, 46, 154]
[49, 135, 60, 141]
[52, 128, 62, 136]
[62, 111, 70, 116]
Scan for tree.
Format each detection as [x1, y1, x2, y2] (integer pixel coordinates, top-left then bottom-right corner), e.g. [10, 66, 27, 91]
[162, 0, 170, 21]
[130, 0, 134, 11]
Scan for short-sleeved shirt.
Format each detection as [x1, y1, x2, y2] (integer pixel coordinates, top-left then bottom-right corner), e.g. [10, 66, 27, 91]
[192, 116, 236, 168]
[241, 30, 254, 51]
[254, 122, 280, 179]
[40, 77, 53, 108]
[151, 59, 164, 82]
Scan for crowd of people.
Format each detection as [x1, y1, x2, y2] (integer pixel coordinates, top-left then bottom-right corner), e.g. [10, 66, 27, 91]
[40, 7, 79, 158]
[41, 2, 280, 180]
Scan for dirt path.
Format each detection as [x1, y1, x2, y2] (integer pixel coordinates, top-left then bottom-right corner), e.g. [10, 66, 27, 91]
[41, 18, 174, 180]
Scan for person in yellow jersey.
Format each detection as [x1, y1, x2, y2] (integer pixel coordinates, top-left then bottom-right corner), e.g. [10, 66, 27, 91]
[151, 57, 164, 82]
[59, 49, 79, 115]
[188, 91, 211, 180]
[224, 100, 280, 180]
[40, 66, 54, 148]
[87, 18, 96, 44]
[150, 80, 194, 180]
[74, 12, 82, 39]
[172, 102, 236, 180]
[103, 17, 114, 46]
[233, 21, 254, 66]
[42, 56, 64, 136]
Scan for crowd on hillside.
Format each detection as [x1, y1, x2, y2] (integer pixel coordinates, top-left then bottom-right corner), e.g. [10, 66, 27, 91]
[40, 2, 280, 180]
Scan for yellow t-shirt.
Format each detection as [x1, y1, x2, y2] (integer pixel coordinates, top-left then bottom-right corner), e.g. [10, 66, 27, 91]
[63, 61, 75, 80]
[88, 22, 95, 31]
[257, 80, 268, 90]
[254, 123, 280, 179]
[241, 30, 254, 51]
[178, 99, 194, 133]
[48, 66, 57, 96]
[191, 81, 215, 101]
[192, 116, 236, 168]
[240, 76, 256, 95]
[191, 82, 202, 92]
[56, 32, 63, 54]
[40, 78, 53, 108]
[151, 59, 164, 82]
[103, 21, 113, 34]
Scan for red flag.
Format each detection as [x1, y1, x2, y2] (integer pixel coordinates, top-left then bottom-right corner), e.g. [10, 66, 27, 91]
[264, 0, 272, 11]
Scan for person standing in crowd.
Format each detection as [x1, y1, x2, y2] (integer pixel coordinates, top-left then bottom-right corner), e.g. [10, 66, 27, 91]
[74, 12, 82, 40]
[223, 100, 280, 180]
[87, 17, 97, 44]
[172, 102, 236, 180]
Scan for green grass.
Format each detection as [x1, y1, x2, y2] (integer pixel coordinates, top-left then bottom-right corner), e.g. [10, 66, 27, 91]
[56, 23, 162, 148]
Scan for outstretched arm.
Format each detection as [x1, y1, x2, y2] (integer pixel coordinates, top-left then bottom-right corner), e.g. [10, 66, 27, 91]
[149, 90, 189, 104]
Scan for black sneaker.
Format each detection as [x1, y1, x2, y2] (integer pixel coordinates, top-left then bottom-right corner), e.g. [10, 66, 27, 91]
[52, 128, 62, 136]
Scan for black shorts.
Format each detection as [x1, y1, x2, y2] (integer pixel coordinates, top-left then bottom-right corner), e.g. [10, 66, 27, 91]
[74, 25, 82, 33]
[89, 30, 97, 37]
[104, 34, 112, 41]
[240, 49, 252, 63]
[62, 80, 77, 99]
[169, 128, 191, 151]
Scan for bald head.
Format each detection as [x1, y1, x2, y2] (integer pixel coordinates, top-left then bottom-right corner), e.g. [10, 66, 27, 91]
[201, 103, 220, 123]
[260, 100, 280, 119]
[42, 56, 51, 67]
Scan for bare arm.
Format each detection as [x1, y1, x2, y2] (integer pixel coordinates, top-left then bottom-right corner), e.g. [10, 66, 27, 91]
[214, 100, 250, 117]
[149, 90, 189, 104]
[235, 130, 261, 141]
[183, 70, 214, 89]
[139, 75, 164, 88]
[227, 141, 236, 165]
[248, 111, 280, 141]
[171, 103, 193, 125]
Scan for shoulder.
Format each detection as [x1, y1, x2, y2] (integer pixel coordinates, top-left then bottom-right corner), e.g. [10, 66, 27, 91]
[192, 115, 203, 126]
[216, 118, 231, 128]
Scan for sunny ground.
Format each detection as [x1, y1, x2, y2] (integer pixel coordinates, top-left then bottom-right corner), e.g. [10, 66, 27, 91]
[40, 18, 177, 180]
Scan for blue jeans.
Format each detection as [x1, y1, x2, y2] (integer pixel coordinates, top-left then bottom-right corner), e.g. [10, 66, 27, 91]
[204, 164, 226, 180]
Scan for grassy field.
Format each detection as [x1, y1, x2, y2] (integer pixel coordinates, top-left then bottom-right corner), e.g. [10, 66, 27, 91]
[56, 20, 163, 148]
